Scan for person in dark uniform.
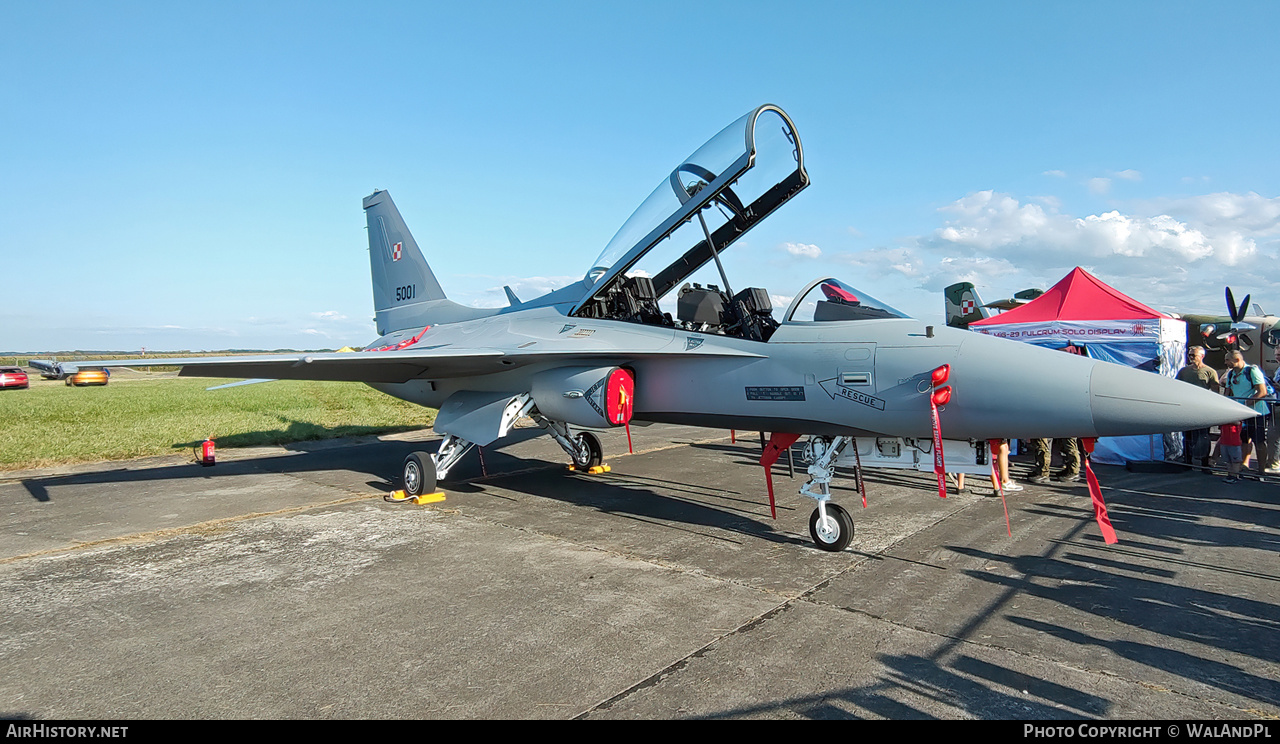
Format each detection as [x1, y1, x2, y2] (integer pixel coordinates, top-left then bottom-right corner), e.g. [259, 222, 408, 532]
[1028, 344, 1084, 484]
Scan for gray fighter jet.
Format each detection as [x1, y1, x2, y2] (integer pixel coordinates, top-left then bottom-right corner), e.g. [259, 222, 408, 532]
[31, 104, 1252, 551]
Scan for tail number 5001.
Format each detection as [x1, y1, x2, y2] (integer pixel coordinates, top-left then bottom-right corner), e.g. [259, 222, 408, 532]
[395, 285, 416, 302]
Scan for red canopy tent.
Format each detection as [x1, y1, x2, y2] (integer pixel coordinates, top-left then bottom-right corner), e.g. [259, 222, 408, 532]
[970, 267, 1187, 464]
[970, 267, 1172, 327]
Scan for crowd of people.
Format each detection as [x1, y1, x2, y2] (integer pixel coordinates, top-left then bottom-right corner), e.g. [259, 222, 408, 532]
[1177, 345, 1278, 483]
[949, 342, 1277, 495]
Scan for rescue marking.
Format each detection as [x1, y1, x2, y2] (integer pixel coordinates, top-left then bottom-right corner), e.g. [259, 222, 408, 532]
[819, 377, 886, 410]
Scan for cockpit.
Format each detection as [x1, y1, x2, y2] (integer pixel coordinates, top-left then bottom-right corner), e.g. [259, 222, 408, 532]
[783, 278, 908, 323]
[570, 105, 910, 341]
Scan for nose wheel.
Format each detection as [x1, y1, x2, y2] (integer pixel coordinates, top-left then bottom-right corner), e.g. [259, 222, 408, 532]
[809, 503, 853, 552]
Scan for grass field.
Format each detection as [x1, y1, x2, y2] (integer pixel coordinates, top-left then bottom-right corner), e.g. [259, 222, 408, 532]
[0, 375, 437, 471]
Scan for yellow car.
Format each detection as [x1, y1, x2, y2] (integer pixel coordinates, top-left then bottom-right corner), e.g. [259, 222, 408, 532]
[66, 369, 109, 386]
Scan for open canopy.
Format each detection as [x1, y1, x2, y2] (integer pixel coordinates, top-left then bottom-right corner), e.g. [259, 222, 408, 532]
[572, 104, 809, 318]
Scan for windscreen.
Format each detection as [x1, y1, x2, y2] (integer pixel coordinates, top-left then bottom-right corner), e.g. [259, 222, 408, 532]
[785, 278, 910, 322]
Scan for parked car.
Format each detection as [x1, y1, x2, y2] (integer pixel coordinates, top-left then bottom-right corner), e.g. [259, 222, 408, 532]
[66, 369, 109, 386]
[0, 366, 29, 390]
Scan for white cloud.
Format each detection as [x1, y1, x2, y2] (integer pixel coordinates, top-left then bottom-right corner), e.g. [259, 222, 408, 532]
[1114, 169, 1143, 181]
[781, 241, 822, 258]
[930, 190, 1254, 266]
[1088, 177, 1112, 195]
[310, 310, 347, 321]
[1031, 195, 1062, 211]
[843, 190, 1273, 314]
[1143, 192, 1280, 235]
[1043, 170, 1067, 178]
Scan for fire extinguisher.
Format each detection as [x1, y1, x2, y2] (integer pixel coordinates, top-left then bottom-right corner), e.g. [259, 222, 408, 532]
[200, 438, 216, 467]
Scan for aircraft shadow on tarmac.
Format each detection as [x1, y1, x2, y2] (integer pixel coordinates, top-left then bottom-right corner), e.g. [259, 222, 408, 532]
[658, 472, 1279, 719]
[17, 429, 811, 549]
[17, 427, 546, 503]
[167, 416, 428, 453]
[458, 465, 814, 548]
[683, 650, 1111, 720]
[689, 551, 1277, 718]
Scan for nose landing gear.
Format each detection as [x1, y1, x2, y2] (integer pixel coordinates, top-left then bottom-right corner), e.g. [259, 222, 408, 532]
[809, 502, 853, 552]
[799, 436, 857, 552]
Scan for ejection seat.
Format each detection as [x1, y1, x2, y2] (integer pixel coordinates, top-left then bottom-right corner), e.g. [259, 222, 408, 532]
[677, 283, 778, 341]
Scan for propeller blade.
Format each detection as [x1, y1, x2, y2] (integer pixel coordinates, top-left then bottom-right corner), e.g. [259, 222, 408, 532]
[1227, 287, 1239, 321]
[1240, 294, 1252, 322]
[1239, 333, 1254, 352]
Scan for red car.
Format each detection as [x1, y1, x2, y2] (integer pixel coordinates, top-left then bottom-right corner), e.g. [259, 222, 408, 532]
[0, 366, 29, 390]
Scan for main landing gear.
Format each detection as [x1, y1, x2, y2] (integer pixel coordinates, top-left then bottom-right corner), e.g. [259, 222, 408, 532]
[400, 419, 607, 495]
[535, 415, 603, 470]
[799, 436, 857, 552]
[402, 433, 473, 497]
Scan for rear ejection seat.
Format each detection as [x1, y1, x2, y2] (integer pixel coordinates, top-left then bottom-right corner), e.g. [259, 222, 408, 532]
[677, 284, 778, 341]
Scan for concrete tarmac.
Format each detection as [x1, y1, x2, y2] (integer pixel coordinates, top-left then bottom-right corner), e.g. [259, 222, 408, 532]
[1, 425, 1276, 720]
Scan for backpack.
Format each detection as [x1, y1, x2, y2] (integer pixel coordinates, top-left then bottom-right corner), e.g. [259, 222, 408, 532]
[1255, 365, 1276, 398]
[1231, 365, 1275, 400]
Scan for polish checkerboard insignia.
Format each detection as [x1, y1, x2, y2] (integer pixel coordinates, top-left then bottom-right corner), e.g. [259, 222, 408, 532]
[392, 242, 403, 261]
[961, 298, 975, 315]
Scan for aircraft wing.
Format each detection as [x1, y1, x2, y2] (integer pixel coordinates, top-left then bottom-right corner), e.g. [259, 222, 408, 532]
[30, 344, 766, 385]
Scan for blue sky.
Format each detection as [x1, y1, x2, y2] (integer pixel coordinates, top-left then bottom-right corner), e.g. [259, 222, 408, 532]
[3, 1, 1277, 351]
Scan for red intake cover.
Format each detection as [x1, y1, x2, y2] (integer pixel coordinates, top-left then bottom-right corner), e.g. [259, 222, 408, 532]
[605, 369, 635, 425]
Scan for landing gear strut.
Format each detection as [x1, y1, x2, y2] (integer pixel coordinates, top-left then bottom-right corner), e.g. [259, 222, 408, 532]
[799, 436, 856, 552]
[536, 415, 605, 469]
[403, 433, 474, 496]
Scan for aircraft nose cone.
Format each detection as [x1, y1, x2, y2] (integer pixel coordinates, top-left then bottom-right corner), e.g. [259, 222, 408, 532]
[1089, 362, 1255, 436]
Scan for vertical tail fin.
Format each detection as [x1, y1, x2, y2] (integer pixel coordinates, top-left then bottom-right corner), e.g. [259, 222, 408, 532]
[364, 190, 448, 335]
[944, 282, 991, 329]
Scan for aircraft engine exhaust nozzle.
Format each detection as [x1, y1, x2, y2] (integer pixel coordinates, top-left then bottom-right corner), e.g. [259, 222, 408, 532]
[1088, 362, 1257, 436]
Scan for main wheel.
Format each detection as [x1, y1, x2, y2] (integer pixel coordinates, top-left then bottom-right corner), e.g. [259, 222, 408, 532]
[809, 503, 854, 552]
[572, 432, 603, 469]
[403, 451, 437, 497]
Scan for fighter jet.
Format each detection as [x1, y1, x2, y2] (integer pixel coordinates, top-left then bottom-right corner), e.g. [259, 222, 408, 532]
[31, 104, 1252, 552]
